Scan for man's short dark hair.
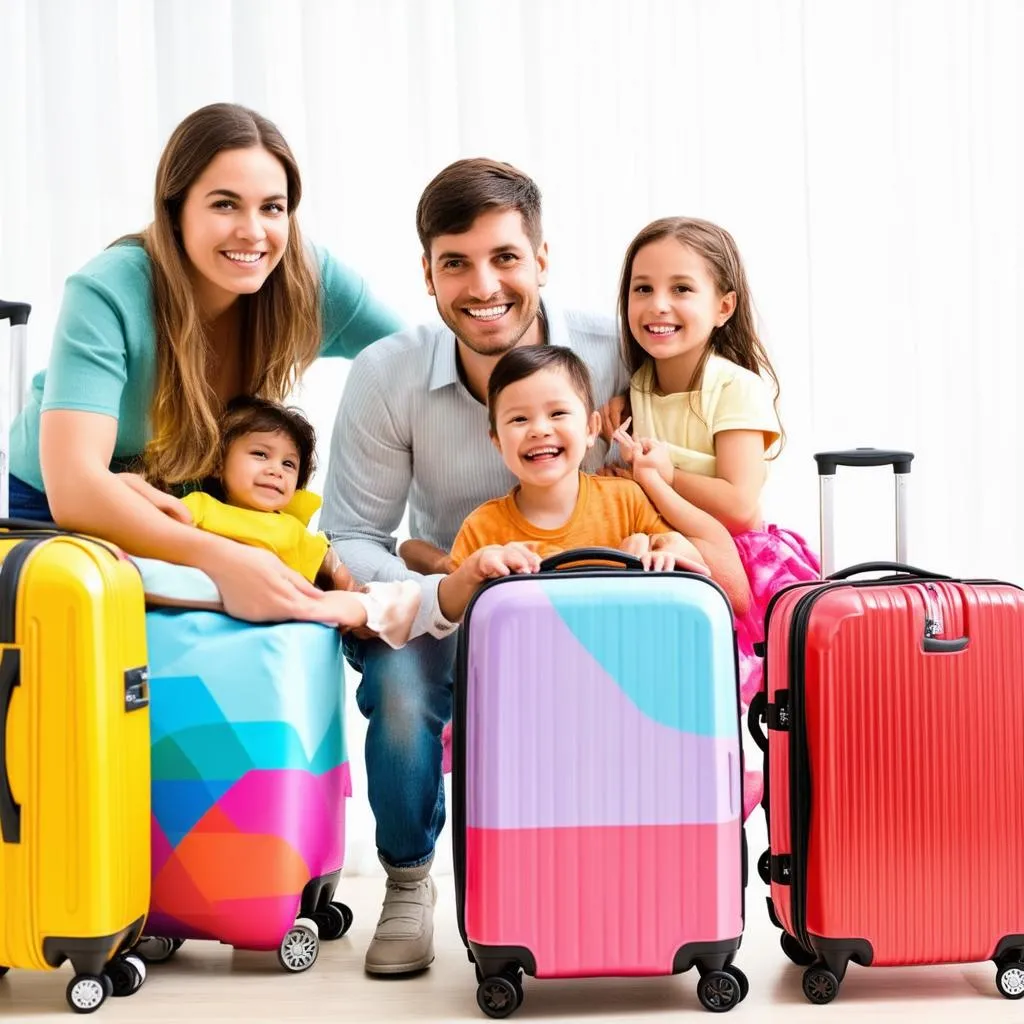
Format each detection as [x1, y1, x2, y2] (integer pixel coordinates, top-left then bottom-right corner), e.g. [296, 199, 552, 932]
[416, 158, 543, 256]
[218, 396, 317, 489]
[486, 346, 596, 433]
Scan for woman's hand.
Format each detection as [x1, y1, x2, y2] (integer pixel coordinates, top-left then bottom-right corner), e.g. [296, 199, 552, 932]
[117, 473, 193, 525]
[203, 542, 329, 623]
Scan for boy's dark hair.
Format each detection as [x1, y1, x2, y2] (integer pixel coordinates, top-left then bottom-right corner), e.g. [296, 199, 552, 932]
[416, 158, 543, 256]
[218, 396, 317, 489]
[486, 346, 596, 433]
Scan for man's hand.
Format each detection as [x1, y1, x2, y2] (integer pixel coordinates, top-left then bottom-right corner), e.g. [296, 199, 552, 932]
[599, 393, 631, 442]
[398, 538, 456, 575]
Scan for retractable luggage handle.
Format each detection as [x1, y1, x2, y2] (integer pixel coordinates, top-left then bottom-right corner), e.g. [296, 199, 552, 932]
[814, 448, 914, 577]
[0, 301, 32, 520]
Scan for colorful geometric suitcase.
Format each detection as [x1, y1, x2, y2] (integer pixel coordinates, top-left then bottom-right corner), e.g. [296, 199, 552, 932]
[1, 301, 151, 1015]
[454, 549, 747, 1018]
[134, 608, 352, 973]
[749, 449, 1024, 1003]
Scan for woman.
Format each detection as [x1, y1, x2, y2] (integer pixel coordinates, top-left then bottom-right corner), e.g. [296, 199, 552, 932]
[8, 102, 402, 622]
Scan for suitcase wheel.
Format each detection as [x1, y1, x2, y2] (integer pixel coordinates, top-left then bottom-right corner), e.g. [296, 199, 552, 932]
[103, 953, 145, 998]
[757, 849, 772, 886]
[312, 901, 354, 941]
[277, 917, 320, 973]
[724, 965, 749, 1002]
[802, 965, 840, 1004]
[780, 931, 817, 967]
[0, 966, 8, 978]
[996, 961, 1024, 999]
[133, 935, 181, 964]
[476, 970, 523, 1019]
[66, 974, 109, 1014]
[696, 969, 742, 1012]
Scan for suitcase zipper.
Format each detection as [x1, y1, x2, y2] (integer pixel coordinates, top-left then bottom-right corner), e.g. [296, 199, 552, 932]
[786, 585, 829, 953]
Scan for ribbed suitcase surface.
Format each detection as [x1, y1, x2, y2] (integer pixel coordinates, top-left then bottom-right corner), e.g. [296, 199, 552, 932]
[0, 532, 150, 983]
[764, 576, 1024, 971]
[455, 570, 744, 993]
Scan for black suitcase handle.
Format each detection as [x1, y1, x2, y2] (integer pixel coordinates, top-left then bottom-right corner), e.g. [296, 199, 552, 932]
[0, 301, 31, 327]
[0, 518, 61, 532]
[539, 547, 644, 572]
[747, 690, 768, 753]
[814, 448, 914, 475]
[827, 560, 950, 582]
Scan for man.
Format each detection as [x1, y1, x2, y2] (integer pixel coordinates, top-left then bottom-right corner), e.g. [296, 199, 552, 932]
[320, 158, 626, 975]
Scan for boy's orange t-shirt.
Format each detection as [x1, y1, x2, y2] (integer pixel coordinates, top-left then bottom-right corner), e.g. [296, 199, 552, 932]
[449, 472, 675, 567]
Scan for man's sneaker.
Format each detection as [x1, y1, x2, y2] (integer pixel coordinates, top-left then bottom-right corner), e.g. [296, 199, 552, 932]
[364, 863, 437, 975]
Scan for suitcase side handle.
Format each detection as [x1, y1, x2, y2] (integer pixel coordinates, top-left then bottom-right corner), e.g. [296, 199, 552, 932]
[827, 560, 950, 581]
[539, 547, 644, 572]
[0, 648, 20, 844]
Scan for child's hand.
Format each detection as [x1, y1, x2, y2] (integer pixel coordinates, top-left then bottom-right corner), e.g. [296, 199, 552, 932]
[632, 438, 674, 485]
[619, 533, 651, 560]
[639, 549, 681, 572]
[467, 542, 542, 582]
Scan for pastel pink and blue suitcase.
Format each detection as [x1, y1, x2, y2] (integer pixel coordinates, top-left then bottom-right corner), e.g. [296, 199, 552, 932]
[453, 549, 747, 1018]
[132, 603, 352, 974]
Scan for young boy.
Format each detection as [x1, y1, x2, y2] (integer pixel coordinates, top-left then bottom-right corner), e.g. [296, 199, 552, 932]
[178, 396, 420, 648]
[433, 345, 752, 621]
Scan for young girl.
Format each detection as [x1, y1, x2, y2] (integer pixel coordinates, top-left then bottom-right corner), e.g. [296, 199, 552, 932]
[612, 217, 820, 715]
[169, 396, 420, 648]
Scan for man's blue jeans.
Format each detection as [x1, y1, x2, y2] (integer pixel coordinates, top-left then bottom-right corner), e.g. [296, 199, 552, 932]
[342, 630, 457, 869]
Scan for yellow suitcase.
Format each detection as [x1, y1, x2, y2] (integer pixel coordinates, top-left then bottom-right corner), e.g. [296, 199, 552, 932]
[0, 524, 151, 1013]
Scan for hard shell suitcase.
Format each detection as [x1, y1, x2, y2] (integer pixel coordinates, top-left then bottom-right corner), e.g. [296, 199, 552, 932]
[454, 549, 747, 1017]
[134, 604, 352, 973]
[749, 449, 1024, 1003]
[0, 300, 153, 1014]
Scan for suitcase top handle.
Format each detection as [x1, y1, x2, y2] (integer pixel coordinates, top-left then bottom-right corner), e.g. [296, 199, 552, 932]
[814, 448, 914, 475]
[0, 300, 31, 326]
[539, 547, 644, 572]
[828, 560, 950, 582]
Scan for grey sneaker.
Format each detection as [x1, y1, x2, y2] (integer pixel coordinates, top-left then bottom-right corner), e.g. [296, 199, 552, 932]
[364, 862, 437, 975]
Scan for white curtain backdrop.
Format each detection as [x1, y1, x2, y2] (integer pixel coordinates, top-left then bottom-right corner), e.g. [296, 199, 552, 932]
[2, 0, 1021, 877]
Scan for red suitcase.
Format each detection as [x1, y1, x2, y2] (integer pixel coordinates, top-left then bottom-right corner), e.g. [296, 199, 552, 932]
[749, 448, 1024, 1003]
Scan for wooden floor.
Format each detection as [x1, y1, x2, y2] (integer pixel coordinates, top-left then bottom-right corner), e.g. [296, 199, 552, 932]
[3, 871, 1021, 1023]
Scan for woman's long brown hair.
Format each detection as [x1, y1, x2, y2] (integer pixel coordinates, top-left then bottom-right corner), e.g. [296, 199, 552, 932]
[117, 102, 321, 487]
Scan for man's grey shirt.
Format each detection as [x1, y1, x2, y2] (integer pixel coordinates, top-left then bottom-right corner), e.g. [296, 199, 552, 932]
[320, 299, 627, 633]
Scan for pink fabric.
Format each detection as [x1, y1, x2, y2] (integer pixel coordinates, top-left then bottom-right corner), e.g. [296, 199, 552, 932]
[733, 524, 821, 710]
